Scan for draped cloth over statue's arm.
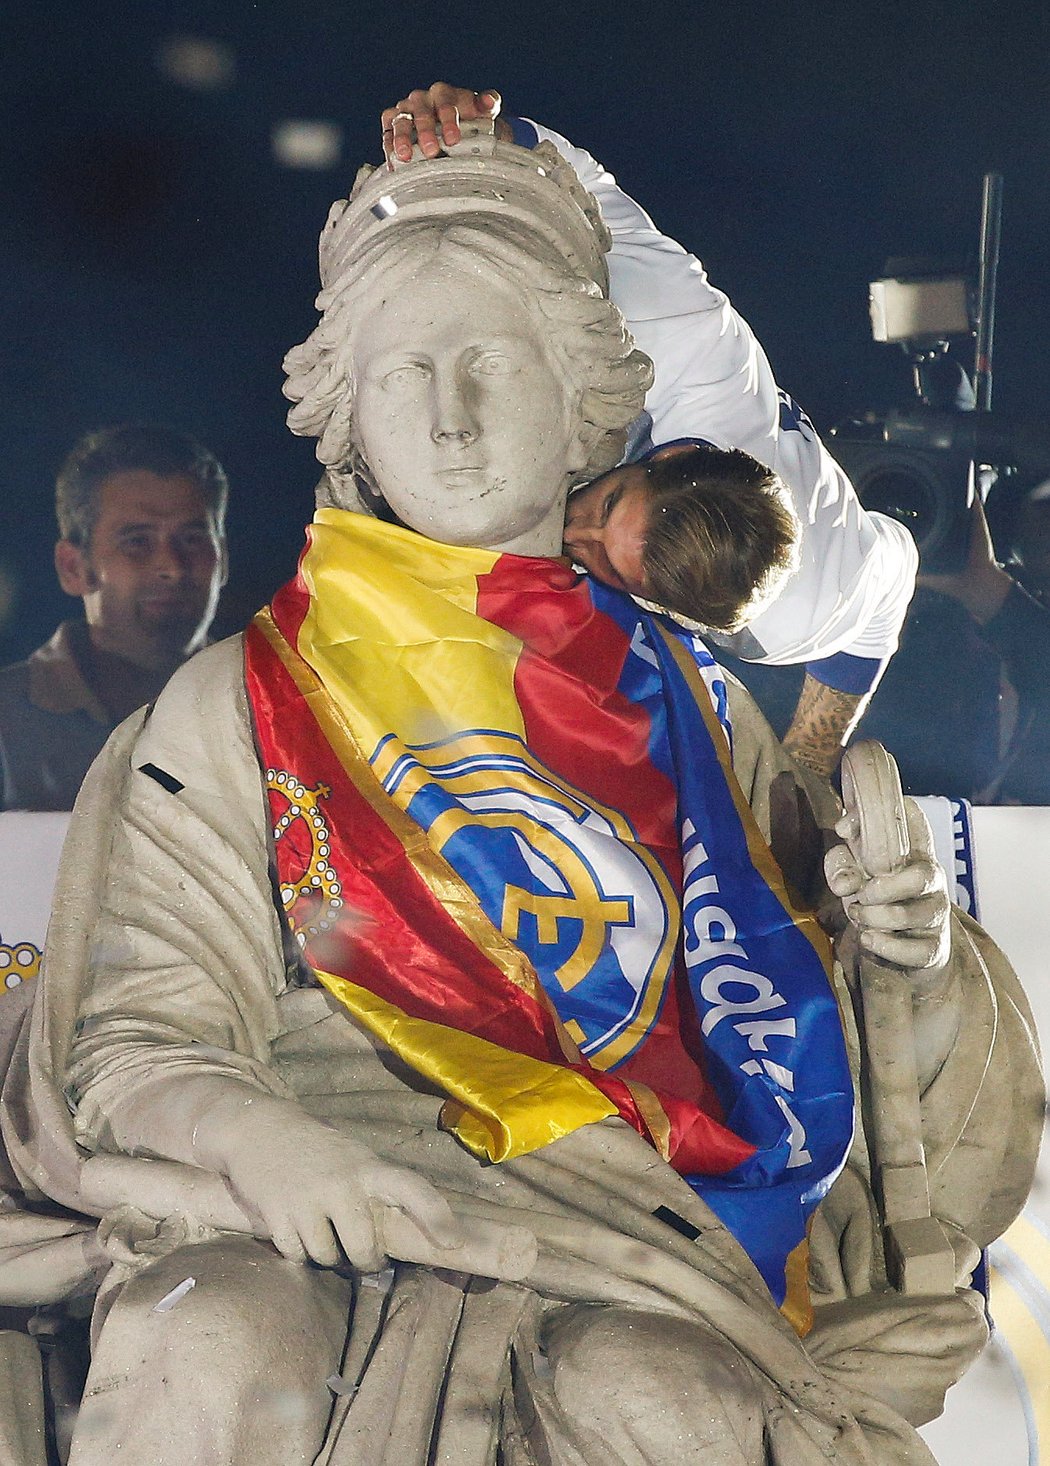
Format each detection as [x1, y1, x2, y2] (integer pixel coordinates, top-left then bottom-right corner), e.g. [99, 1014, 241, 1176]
[1, 637, 292, 1221]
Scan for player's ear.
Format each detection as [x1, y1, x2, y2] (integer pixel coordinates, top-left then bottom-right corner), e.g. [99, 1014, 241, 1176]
[54, 540, 95, 597]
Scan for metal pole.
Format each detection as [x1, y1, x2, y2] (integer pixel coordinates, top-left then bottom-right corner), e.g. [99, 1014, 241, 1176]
[974, 172, 1003, 413]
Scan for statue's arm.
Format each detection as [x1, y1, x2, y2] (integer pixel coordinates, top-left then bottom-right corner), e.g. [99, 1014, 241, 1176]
[728, 672, 1042, 1220]
[825, 795, 961, 1094]
[726, 676, 959, 1091]
[62, 645, 293, 1143]
[57, 640, 458, 1269]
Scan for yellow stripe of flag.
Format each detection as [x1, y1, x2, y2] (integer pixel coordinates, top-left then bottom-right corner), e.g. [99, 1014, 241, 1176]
[299, 512, 527, 756]
[314, 968, 617, 1162]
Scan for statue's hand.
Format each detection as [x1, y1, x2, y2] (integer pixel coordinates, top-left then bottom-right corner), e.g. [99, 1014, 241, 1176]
[222, 1113, 462, 1270]
[825, 798, 951, 973]
[380, 83, 510, 163]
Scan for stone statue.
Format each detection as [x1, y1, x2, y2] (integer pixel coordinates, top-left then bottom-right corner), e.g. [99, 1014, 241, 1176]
[1, 123, 1041, 1466]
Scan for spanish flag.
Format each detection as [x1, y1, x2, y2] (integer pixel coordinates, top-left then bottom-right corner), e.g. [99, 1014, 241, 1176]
[245, 510, 853, 1322]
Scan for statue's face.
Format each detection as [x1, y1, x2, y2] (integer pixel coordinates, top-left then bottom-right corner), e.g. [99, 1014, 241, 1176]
[350, 259, 580, 555]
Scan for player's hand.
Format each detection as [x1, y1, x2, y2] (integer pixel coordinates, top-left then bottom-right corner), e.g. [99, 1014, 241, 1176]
[222, 1117, 461, 1270]
[825, 798, 951, 972]
[381, 83, 508, 163]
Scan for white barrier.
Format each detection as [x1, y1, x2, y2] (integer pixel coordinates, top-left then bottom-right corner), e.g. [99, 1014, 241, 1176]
[0, 812, 71, 1081]
[0, 812, 69, 994]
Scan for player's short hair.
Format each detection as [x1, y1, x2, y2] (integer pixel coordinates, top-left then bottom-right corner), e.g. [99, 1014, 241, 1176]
[641, 444, 800, 632]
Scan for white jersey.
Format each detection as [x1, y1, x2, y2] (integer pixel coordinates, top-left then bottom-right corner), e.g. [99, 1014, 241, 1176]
[527, 119, 917, 683]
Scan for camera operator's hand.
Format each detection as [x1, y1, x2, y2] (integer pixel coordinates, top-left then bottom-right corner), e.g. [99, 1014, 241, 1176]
[919, 498, 1013, 625]
[381, 83, 512, 163]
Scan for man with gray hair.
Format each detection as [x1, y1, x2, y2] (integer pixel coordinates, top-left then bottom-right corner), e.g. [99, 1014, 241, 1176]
[0, 423, 228, 810]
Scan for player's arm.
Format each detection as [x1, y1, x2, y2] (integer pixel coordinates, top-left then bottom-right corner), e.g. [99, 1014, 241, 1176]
[374, 90, 916, 776]
[782, 675, 870, 779]
[521, 113, 914, 768]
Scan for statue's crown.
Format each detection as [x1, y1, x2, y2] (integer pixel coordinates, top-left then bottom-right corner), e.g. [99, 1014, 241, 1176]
[315, 120, 612, 296]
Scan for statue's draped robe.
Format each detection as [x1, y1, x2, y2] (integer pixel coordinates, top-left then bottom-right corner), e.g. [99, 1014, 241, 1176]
[1, 623, 1042, 1465]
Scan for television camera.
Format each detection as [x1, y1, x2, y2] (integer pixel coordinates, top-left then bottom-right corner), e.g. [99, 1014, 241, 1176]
[828, 175, 1047, 572]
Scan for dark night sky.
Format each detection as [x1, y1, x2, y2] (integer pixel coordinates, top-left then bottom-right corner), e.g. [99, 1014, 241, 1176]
[3, 0, 1048, 664]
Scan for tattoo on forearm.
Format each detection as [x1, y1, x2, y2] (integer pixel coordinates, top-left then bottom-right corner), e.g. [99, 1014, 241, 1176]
[783, 678, 868, 780]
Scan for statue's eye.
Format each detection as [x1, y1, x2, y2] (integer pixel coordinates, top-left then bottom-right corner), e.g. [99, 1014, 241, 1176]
[469, 351, 515, 377]
[381, 362, 431, 388]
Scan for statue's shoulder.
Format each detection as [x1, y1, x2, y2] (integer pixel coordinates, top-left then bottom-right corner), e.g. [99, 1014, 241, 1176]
[722, 671, 790, 797]
[153, 634, 246, 711]
[132, 635, 259, 803]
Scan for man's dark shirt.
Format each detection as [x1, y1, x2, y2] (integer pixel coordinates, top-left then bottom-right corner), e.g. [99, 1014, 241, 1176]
[0, 622, 116, 811]
[858, 581, 1050, 802]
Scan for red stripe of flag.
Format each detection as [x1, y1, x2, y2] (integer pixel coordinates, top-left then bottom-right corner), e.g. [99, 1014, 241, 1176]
[246, 620, 569, 1062]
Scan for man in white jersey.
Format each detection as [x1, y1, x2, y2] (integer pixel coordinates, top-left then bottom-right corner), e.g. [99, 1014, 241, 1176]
[383, 86, 918, 778]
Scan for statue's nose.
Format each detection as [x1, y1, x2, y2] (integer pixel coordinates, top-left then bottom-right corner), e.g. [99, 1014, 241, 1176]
[431, 371, 480, 445]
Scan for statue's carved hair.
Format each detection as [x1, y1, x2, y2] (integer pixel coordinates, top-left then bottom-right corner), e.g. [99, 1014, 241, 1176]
[283, 210, 652, 512]
[642, 445, 800, 632]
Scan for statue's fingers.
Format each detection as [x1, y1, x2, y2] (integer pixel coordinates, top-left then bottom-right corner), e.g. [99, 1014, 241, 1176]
[859, 928, 941, 968]
[267, 1214, 309, 1264]
[293, 1211, 342, 1270]
[825, 843, 863, 897]
[368, 1164, 462, 1249]
[834, 810, 860, 845]
[855, 892, 947, 933]
[855, 859, 941, 906]
[904, 797, 938, 863]
[328, 1199, 387, 1274]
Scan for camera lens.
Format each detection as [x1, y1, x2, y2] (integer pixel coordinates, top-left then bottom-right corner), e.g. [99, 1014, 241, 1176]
[862, 467, 940, 542]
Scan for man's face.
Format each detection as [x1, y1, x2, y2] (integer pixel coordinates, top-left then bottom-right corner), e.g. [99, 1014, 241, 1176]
[350, 260, 580, 556]
[562, 464, 652, 595]
[56, 470, 226, 668]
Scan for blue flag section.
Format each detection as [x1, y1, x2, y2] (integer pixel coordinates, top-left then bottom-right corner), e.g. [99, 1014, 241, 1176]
[654, 612, 853, 1304]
